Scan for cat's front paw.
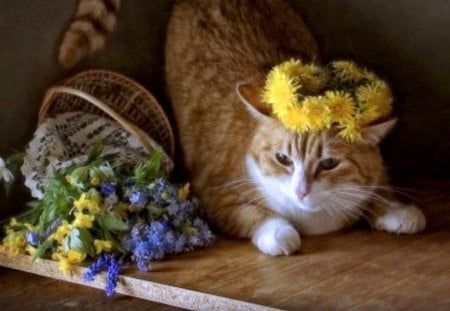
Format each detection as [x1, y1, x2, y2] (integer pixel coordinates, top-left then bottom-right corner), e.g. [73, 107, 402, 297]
[373, 203, 426, 234]
[252, 218, 301, 256]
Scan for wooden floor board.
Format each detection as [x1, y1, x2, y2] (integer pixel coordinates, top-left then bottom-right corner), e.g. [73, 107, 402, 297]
[1, 180, 449, 310]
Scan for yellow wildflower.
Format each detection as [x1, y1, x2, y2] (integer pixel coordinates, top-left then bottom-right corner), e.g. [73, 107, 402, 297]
[339, 119, 363, 143]
[356, 81, 393, 124]
[280, 107, 309, 132]
[178, 183, 190, 200]
[50, 221, 71, 243]
[325, 90, 355, 124]
[51, 249, 63, 261]
[263, 67, 300, 110]
[298, 64, 328, 94]
[1, 233, 27, 255]
[67, 248, 87, 263]
[94, 239, 113, 254]
[302, 96, 331, 131]
[74, 193, 101, 213]
[26, 245, 37, 256]
[58, 257, 73, 275]
[332, 60, 366, 82]
[73, 212, 95, 229]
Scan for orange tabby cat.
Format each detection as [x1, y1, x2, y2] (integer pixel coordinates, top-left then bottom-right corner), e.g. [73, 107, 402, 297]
[59, 0, 426, 256]
[165, 0, 425, 255]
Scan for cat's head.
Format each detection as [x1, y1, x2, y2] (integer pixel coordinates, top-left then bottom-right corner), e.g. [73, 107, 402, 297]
[237, 84, 396, 219]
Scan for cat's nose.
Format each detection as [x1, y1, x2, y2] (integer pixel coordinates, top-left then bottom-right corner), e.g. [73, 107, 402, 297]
[297, 190, 308, 200]
[296, 184, 310, 200]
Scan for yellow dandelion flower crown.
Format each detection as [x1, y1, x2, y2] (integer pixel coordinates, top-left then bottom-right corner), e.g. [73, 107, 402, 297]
[262, 59, 393, 142]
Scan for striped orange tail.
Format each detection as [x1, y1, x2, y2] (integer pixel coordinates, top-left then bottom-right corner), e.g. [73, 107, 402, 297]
[58, 0, 121, 68]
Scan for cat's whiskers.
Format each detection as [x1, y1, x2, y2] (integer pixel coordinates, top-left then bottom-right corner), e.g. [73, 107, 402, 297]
[357, 185, 420, 200]
[319, 190, 369, 221]
[330, 187, 392, 206]
[207, 179, 258, 191]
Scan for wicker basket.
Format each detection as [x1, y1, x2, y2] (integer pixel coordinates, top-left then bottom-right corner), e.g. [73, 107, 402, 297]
[39, 70, 175, 165]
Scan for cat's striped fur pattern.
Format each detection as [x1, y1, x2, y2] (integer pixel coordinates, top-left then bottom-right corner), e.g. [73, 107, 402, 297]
[165, 0, 425, 255]
[59, 0, 121, 68]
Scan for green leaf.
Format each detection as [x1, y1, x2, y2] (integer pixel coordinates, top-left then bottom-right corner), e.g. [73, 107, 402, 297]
[32, 239, 54, 261]
[84, 141, 103, 165]
[96, 214, 128, 232]
[133, 149, 165, 186]
[68, 227, 95, 257]
[38, 173, 78, 229]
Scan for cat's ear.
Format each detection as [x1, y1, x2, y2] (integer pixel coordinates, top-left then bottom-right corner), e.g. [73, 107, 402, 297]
[361, 118, 398, 145]
[236, 83, 272, 119]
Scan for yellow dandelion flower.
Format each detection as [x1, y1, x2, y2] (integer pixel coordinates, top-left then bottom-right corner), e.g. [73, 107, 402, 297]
[73, 212, 95, 229]
[263, 67, 299, 111]
[178, 183, 190, 200]
[74, 193, 101, 213]
[278, 59, 304, 76]
[339, 119, 363, 143]
[332, 60, 366, 83]
[51, 249, 63, 261]
[58, 257, 73, 275]
[67, 248, 87, 263]
[51, 221, 72, 243]
[2, 233, 28, 255]
[26, 245, 37, 256]
[356, 81, 393, 124]
[94, 239, 113, 254]
[280, 107, 310, 132]
[362, 68, 380, 82]
[302, 96, 331, 131]
[324, 90, 355, 124]
[278, 59, 327, 94]
[298, 64, 328, 94]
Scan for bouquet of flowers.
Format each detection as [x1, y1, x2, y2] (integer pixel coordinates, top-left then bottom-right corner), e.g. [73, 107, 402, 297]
[0, 146, 215, 296]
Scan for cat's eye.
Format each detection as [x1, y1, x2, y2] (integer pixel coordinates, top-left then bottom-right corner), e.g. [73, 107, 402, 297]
[320, 157, 340, 170]
[275, 152, 293, 166]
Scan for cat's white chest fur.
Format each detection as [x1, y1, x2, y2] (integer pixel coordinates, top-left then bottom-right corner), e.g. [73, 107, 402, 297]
[246, 156, 359, 235]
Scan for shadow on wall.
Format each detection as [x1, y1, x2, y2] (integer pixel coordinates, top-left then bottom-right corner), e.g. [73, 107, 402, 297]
[290, 0, 450, 180]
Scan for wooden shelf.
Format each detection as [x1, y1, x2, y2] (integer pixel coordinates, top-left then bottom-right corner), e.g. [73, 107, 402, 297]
[1, 180, 449, 310]
[1, 229, 450, 310]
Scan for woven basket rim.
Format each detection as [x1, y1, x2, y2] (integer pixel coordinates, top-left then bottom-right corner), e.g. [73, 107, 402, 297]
[38, 69, 175, 172]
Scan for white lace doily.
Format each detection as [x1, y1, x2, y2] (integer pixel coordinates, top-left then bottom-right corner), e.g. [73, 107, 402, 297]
[22, 112, 153, 199]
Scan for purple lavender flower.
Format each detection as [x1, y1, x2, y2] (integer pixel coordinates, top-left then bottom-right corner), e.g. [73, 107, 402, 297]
[148, 178, 177, 204]
[193, 217, 215, 246]
[83, 254, 109, 282]
[129, 190, 148, 207]
[25, 231, 40, 246]
[43, 218, 63, 237]
[100, 182, 116, 197]
[105, 257, 121, 297]
[120, 175, 215, 272]
[83, 254, 122, 297]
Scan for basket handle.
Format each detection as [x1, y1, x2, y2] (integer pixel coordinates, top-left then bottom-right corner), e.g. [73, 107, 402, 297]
[39, 86, 162, 156]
